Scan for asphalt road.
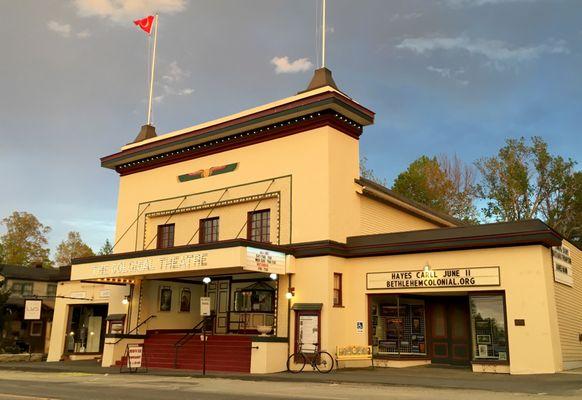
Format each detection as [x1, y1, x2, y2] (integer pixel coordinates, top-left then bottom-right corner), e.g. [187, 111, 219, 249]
[0, 371, 579, 400]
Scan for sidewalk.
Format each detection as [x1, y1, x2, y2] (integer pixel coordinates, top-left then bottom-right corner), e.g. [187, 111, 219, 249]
[0, 360, 581, 396]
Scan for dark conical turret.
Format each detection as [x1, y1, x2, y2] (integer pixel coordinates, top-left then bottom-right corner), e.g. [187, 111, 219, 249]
[133, 124, 157, 143]
[299, 67, 339, 94]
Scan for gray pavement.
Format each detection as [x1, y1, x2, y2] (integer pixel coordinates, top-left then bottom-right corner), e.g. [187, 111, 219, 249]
[0, 360, 581, 397]
[0, 370, 578, 400]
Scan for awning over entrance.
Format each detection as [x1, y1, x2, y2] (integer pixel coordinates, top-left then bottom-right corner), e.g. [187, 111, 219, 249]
[70, 239, 292, 281]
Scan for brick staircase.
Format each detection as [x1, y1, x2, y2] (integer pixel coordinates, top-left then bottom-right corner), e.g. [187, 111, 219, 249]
[131, 333, 252, 373]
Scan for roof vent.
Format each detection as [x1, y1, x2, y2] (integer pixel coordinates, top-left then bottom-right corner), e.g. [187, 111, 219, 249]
[133, 124, 157, 143]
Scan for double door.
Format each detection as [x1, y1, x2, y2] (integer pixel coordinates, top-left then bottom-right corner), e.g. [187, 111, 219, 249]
[427, 297, 471, 365]
[207, 280, 230, 333]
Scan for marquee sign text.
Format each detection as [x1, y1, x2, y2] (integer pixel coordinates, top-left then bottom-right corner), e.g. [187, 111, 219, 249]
[367, 266, 500, 290]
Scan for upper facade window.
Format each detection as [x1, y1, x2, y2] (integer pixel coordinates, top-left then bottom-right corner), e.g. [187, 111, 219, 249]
[333, 273, 342, 307]
[47, 284, 57, 297]
[157, 224, 175, 249]
[248, 209, 270, 243]
[11, 281, 33, 296]
[200, 217, 219, 244]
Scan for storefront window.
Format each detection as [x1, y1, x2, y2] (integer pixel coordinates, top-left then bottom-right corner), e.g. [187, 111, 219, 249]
[371, 296, 426, 356]
[65, 304, 108, 354]
[234, 282, 274, 312]
[470, 295, 508, 361]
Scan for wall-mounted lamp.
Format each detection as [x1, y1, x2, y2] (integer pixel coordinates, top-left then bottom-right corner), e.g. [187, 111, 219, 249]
[423, 263, 431, 273]
[202, 277, 211, 284]
[122, 296, 130, 305]
[269, 273, 278, 280]
[285, 287, 295, 300]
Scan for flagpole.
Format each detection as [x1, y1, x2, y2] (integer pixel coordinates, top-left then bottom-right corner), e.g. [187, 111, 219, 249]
[147, 14, 159, 126]
[321, 0, 326, 68]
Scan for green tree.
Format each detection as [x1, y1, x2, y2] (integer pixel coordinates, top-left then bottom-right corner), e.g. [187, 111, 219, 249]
[392, 155, 477, 222]
[54, 231, 95, 266]
[476, 137, 579, 242]
[360, 156, 387, 186]
[0, 212, 51, 266]
[563, 171, 581, 245]
[0, 242, 4, 263]
[98, 239, 113, 256]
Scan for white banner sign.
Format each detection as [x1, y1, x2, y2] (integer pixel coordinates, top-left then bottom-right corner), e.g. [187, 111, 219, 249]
[367, 266, 500, 290]
[200, 297, 211, 316]
[244, 247, 286, 274]
[552, 246, 573, 286]
[24, 300, 42, 320]
[127, 344, 143, 368]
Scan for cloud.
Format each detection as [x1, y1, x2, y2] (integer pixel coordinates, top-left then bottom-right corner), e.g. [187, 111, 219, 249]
[47, 21, 91, 39]
[270, 56, 313, 74]
[389, 13, 422, 22]
[47, 21, 72, 38]
[427, 66, 469, 85]
[162, 61, 189, 83]
[153, 61, 194, 103]
[62, 218, 115, 232]
[397, 36, 569, 68]
[442, 0, 538, 6]
[76, 30, 91, 39]
[73, 0, 186, 23]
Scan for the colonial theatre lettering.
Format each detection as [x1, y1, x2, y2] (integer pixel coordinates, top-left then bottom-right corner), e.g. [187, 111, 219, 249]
[367, 266, 500, 290]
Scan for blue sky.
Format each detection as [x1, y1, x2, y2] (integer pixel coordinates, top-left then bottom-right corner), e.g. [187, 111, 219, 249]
[1, 0, 580, 257]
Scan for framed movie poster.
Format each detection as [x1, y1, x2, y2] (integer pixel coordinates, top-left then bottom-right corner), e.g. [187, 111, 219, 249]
[380, 306, 405, 317]
[386, 318, 403, 340]
[159, 286, 172, 312]
[180, 288, 191, 312]
[477, 334, 491, 345]
[412, 317, 421, 334]
[478, 344, 489, 358]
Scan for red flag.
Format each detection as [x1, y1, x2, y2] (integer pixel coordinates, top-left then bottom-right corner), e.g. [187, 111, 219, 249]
[134, 15, 155, 34]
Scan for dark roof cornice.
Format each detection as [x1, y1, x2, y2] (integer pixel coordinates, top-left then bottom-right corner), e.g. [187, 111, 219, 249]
[292, 220, 562, 258]
[0, 265, 71, 282]
[102, 91, 375, 175]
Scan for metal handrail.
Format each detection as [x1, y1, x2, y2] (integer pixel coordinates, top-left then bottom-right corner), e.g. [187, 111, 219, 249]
[174, 315, 215, 368]
[113, 315, 157, 344]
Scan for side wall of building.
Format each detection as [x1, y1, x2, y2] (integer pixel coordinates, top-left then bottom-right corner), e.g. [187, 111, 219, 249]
[554, 240, 582, 369]
[359, 195, 440, 235]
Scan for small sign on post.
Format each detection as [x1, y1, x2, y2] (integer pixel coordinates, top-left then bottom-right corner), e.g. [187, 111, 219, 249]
[24, 300, 42, 320]
[200, 297, 211, 316]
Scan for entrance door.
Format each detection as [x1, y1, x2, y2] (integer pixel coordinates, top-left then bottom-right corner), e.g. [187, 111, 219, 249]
[428, 297, 470, 365]
[207, 280, 230, 333]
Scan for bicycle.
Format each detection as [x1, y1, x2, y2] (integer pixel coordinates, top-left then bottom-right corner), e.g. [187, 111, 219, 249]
[287, 343, 334, 373]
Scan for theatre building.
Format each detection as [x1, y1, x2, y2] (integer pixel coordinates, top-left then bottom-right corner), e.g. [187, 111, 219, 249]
[47, 68, 582, 375]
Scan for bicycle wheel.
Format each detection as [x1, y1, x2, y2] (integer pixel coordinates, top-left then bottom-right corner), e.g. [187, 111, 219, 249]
[314, 351, 334, 373]
[287, 353, 307, 373]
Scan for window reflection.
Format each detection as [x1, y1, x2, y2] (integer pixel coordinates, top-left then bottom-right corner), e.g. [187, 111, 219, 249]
[470, 295, 508, 361]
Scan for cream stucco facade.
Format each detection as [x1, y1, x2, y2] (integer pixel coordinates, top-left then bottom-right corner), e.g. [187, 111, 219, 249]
[48, 69, 581, 375]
